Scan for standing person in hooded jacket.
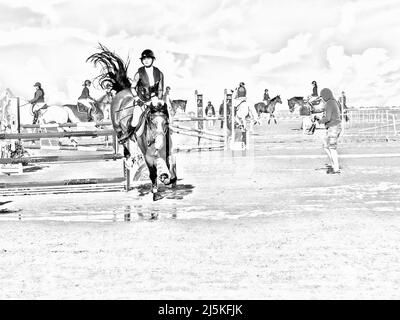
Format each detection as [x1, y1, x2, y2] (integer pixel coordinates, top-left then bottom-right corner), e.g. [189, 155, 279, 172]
[316, 88, 342, 174]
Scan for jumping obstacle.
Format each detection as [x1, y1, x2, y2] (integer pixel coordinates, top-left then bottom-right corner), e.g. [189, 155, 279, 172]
[0, 153, 123, 165]
[20, 121, 112, 129]
[23, 144, 115, 152]
[0, 129, 115, 140]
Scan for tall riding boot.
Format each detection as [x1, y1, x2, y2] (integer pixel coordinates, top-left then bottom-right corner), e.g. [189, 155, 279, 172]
[32, 111, 39, 124]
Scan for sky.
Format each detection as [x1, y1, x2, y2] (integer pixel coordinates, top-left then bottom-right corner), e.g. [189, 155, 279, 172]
[1, 0, 400, 110]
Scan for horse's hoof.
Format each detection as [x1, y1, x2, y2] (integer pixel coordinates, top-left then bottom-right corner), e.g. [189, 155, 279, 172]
[159, 174, 170, 185]
[153, 193, 163, 201]
[166, 177, 177, 188]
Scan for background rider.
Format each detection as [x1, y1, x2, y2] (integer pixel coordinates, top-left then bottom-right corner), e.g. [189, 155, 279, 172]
[30, 82, 46, 124]
[77, 79, 96, 113]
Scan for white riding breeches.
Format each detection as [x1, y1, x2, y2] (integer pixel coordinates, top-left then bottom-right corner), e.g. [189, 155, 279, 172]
[32, 102, 46, 113]
[77, 98, 94, 110]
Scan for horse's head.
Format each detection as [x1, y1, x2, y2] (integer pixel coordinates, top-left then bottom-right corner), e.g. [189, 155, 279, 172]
[287, 98, 296, 113]
[147, 101, 169, 152]
[275, 95, 282, 104]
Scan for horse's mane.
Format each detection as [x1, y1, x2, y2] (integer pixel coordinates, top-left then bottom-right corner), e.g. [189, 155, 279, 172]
[291, 96, 303, 100]
[86, 43, 131, 93]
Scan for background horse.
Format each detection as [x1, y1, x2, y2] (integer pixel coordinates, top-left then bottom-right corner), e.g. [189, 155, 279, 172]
[170, 99, 187, 116]
[87, 44, 176, 201]
[235, 99, 260, 129]
[62, 94, 108, 123]
[288, 96, 324, 134]
[18, 98, 70, 125]
[254, 95, 282, 124]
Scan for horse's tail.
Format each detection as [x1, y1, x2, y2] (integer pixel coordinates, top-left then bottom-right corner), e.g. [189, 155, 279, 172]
[86, 43, 131, 93]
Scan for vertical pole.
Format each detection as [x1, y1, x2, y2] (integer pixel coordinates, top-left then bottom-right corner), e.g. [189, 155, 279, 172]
[196, 91, 203, 145]
[112, 132, 118, 155]
[125, 140, 130, 192]
[16, 97, 21, 135]
[341, 98, 345, 136]
[386, 110, 389, 136]
[229, 93, 234, 146]
[223, 89, 228, 150]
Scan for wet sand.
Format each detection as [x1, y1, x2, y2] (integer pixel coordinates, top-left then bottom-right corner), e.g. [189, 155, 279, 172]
[1, 119, 400, 299]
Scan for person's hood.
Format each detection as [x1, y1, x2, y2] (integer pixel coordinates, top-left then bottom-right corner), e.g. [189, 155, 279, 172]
[320, 88, 334, 101]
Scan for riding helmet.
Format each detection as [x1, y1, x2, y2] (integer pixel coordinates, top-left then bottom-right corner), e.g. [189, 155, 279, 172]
[240, 82, 245, 86]
[34, 82, 41, 87]
[140, 49, 155, 60]
[311, 81, 317, 85]
[83, 79, 91, 86]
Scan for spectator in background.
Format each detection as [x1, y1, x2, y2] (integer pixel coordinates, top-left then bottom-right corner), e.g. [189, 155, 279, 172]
[315, 88, 342, 174]
[205, 101, 215, 117]
[338, 91, 349, 122]
[162, 86, 173, 117]
[205, 101, 216, 128]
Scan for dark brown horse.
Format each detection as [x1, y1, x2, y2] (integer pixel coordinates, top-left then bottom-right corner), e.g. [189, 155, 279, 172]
[254, 95, 282, 124]
[87, 44, 176, 201]
[62, 94, 111, 123]
[170, 99, 187, 115]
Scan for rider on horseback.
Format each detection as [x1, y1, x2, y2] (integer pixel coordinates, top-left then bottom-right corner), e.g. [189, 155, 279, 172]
[77, 80, 96, 114]
[263, 89, 270, 104]
[117, 49, 166, 143]
[306, 80, 321, 109]
[30, 82, 47, 124]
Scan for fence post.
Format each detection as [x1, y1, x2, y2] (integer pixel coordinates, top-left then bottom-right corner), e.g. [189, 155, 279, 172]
[16, 97, 21, 135]
[195, 90, 203, 145]
[223, 89, 228, 149]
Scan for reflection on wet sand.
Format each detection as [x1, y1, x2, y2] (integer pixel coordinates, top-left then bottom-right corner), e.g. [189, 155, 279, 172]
[134, 182, 195, 200]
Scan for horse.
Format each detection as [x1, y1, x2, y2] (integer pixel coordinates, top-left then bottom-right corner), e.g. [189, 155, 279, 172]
[234, 98, 260, 130]
[170, 99, 187, 115]
[18, 98, 71, 125]
[288, 96, 324, 134]
[254, 95, 282, 124]
[87, 43, 177, 201]
[62, 94, 109, 123]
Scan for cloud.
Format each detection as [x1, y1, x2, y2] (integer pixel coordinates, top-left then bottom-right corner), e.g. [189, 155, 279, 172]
[251, 33, 313, 73]
[1, 0, 400, 108]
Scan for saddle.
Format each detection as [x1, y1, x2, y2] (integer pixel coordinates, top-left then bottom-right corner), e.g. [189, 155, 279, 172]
[77, 102, 90, 114]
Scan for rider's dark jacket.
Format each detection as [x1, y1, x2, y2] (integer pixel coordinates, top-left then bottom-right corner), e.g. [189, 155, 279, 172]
[236, 86, 246, 98]
[79, 87, 91, 99]
[30, 88, 44, 104]
[312, 85, 318, 97]
[205, 104, 215, 116]
[135, 66, 164, 102]
[263, 92, 270, 101]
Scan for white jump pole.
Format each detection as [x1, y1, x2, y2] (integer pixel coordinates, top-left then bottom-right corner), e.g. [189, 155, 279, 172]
[223, 89, 228, 150]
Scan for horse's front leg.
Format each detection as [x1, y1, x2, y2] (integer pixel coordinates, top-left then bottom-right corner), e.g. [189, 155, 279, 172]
[149, 165, 162, 201]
